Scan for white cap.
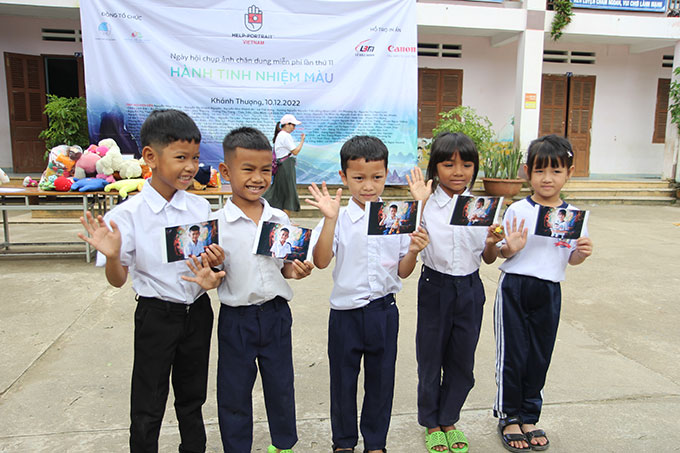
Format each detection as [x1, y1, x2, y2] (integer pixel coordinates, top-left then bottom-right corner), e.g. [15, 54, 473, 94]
[279, 114, 301, 125]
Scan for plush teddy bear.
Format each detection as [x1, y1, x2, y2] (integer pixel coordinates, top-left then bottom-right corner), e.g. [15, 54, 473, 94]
[119, 159, 142, 179]
[74, 152, 101, 179]
[96, 146, 124, 183]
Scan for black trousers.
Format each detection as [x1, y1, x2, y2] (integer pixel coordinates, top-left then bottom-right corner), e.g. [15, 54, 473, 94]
[416, 266, 485, 428]
[216, 297, 297, 453]
[328, 294, 399, 451]
[493, 272, 561, 425]
[129, 293, 213, 453]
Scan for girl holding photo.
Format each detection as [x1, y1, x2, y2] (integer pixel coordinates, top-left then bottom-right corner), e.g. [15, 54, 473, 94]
[407, 132, 505, 453]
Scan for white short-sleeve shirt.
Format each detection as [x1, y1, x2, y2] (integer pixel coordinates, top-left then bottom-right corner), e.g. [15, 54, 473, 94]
[313, 198, 411, 310]
[183, 239, 206, 258]
[215, 198, 294, 307]
[499, 197, 588, 282]
[274, 130, 296, 159]
[270, 240, 292, 258]
[421, 186, 487, 276]
[96, 182, 212, 304]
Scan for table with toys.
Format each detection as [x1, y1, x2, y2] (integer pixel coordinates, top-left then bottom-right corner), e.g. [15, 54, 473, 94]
[0, 140, 229, 262]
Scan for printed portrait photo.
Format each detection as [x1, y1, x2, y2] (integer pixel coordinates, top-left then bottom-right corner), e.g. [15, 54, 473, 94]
[253, 221, 313, 262]
[534, 206, 589, 245]
[449, 195, 503, 227]
[366, 200, 422, 236]
[164, 219, 219, 263]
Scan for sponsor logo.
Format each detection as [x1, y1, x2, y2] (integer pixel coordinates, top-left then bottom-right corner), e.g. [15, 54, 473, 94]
[131, 31, 142, 39]
[355, 39, 375, 57]
[387, 45, 416, 53]
[245, 5, 263, 32]
[98, 22, 112, 36]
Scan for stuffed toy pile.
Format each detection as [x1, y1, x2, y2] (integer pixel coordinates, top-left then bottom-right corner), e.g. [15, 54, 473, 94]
[36, 139, 151, 197]
[33, 140, 219, 198]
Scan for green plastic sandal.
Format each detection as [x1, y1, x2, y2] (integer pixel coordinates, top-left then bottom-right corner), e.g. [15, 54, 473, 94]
[425, 430, 449, 453]
[445, 429, 469, 453]
[268, 445, 294, 453]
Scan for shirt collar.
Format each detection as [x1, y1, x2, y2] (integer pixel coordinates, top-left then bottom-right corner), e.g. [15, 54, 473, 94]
[223, 197, 276, 223]
[525, 195, 568, 209]
[347, 197, 367, 223]
[432, 185, 472, 208]
[141, 180, 187, 214]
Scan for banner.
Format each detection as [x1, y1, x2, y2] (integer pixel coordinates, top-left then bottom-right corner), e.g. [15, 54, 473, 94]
[572, 0, 666, 12]
[80, 0, 418, 184]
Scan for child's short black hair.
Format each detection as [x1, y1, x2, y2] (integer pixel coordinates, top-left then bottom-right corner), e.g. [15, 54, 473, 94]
[281, 227, 289, 234]
[222, 127, 271, 159]
[140, 109, 201, 148]
[340, 136, 388, 173]
[558, 209, 567, 216]
[526, 134, 573, 176]
[389, 204, 397, 210]
[189, 225, 200, 232]
[426, 132, 479, 191]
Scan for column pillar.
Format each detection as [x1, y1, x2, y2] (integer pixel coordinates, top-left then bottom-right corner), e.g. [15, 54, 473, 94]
[663, 40, 680, 181]
[514, 0, 546, 165]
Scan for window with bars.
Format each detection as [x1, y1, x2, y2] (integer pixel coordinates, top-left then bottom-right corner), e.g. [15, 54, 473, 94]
[543, 50, 595, 64]
[42, 28, 82, 42]
[418, 43, 462, 58]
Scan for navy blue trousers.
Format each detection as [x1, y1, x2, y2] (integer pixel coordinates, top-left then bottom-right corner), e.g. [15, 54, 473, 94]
[130, 293, 213, 453]
[416, 266, 485, 428]
[328, 294, 399, 451]
[217, 297, 297, 453]
[493, 272, 561, 425]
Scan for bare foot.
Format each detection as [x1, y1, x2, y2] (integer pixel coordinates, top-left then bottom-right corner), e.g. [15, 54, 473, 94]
[522, 423, 549, 448]
[427, 427, 448, 452]
[503, 423, 529, 450]
[441, 425, 466, 451]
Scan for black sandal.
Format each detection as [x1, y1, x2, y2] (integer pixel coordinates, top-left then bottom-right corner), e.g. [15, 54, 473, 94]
[524, 429, 550, 451]
[332, 446, 354, 452]
[498, 417, 531, 453]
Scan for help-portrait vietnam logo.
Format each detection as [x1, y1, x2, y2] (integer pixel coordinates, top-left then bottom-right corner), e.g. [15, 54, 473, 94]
[245, 5, 263, 32]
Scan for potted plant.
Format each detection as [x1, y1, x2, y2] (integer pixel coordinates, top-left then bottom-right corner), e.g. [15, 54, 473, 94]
[432, 105, 524, 197]
[480, 141, 524, 197]
[38, 94, 89, 158]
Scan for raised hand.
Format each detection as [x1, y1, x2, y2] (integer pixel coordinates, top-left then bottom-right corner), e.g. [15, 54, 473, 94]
[504, 217, 528, 256]
[408, 226, 430, 254]
[306, 182, 342, 220]
[181, 254, 225, 290]
[406, 167, 432, 201]
[284, 259, 314, 279]
[78, 211, 121, 260]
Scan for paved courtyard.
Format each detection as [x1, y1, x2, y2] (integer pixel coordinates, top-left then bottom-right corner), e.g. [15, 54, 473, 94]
[0, 203, 679, 452]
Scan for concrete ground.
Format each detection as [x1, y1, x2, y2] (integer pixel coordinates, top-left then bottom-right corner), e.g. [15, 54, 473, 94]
[0, 203, 679, 453]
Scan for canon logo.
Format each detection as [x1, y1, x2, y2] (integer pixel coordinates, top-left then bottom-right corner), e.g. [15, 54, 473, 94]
[387, 45, 416, 53]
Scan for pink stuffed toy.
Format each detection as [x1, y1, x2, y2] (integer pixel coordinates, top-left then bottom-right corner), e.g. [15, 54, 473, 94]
[74, 152, 101, 179]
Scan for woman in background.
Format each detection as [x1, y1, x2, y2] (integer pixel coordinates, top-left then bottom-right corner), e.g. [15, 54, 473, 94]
[263, 114, 305, 215]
